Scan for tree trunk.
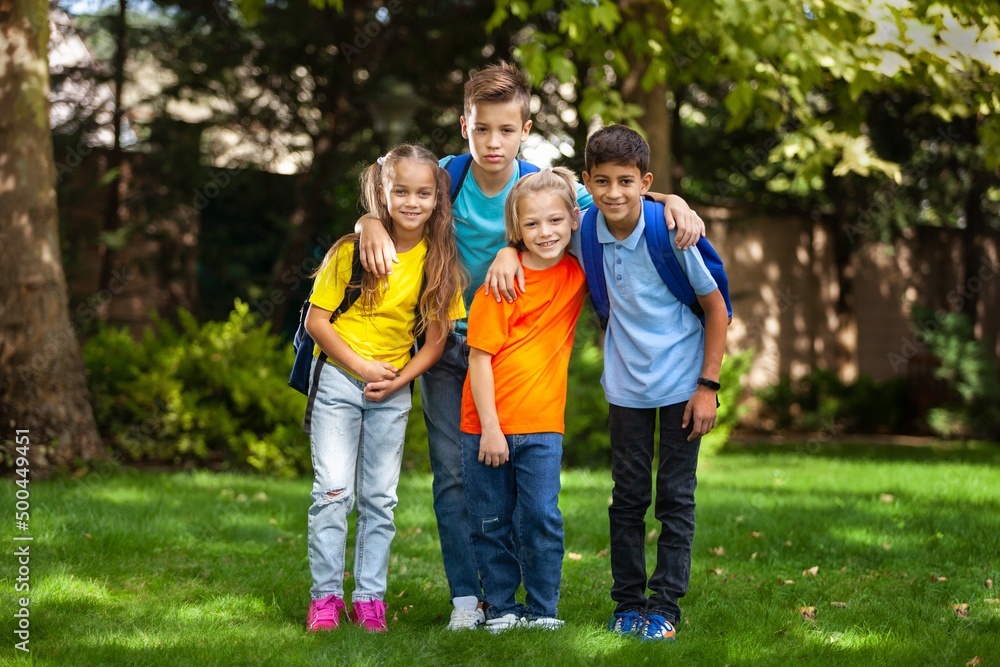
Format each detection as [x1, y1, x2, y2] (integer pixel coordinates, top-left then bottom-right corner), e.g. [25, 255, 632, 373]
[0, 1, 105, 471]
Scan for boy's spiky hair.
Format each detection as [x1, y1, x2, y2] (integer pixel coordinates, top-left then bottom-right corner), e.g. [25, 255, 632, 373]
[584, 124, 650, 174]
[463, 60, 531, 123]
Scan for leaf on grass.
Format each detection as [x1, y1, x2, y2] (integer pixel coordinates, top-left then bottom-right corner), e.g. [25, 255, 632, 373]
[879, 493, 895, 503]
[646, 529, 658, 543]
[784, 541, 793, 547]
[750, 552, 758, 560]
[803, 566, 819, 576]
[567, 552, 582, 561]
[831, 601, 848, 608]
[711, 568, 725, 576]
[750, 531, 763, 538]
[966, 657, 982, 667]
[987, 578, 993, 590]
[983, 598, 999, 604]
[596, 549, 609, 558]
[882, 541, 891, 550]
[953, 603, 969, 618]
[780, 578, 795, 585]
[84, 533, 92, 539]
[800, 606, 817, 621]
[932, 575, 948, 582]
[713, 546, 726, 556]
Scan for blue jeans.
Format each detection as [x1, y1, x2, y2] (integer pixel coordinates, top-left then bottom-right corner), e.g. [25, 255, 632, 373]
[608, 402, 700, 625]
[307, 360, 411, 603]
[418, 334, 482, 600]
[461, 431, 564, 619]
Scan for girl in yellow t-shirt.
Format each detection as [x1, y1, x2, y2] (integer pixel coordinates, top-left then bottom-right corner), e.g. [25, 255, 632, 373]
[303, 144, 465, 634]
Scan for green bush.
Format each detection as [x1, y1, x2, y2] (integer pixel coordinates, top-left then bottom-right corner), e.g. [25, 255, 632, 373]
[700, 349, 754, 455]
[84, 300, 309, 476]
[756, 368, 912, 434]
[912, 307, 1000, 439]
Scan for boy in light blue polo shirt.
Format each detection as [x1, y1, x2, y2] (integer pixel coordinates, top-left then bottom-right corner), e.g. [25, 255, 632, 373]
[581, 125, 729, 642]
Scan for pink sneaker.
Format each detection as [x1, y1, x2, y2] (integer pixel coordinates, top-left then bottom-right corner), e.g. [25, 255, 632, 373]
[352, 599, 388, 633]
[306, 594, 346, 632]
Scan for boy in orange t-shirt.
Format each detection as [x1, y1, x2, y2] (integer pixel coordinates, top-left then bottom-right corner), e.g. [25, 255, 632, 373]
[460, 167, 586, 633]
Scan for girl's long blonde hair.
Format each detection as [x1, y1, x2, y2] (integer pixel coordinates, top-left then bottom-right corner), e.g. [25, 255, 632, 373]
[314, 144, 465, 340]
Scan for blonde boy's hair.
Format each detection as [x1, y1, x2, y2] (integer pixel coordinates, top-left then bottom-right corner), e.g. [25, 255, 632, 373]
[505, 167, 578, 251]
[463, 60, 531, 123]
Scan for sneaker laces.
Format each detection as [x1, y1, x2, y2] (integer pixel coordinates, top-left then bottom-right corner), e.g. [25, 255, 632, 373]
[451, 609, 482, 624]
[355, 599, 387, 625]
[644, 614, 673, 638]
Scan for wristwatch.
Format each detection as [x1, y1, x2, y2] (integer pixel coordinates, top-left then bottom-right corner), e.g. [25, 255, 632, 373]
[697, 377, 721, 391]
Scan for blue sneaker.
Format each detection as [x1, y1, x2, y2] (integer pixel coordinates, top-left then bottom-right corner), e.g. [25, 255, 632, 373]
[607, 610, 644, 636]
[640, 613, 676, 641]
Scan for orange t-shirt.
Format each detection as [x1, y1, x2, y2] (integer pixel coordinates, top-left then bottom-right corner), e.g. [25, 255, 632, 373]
[460, 253, 587, 435]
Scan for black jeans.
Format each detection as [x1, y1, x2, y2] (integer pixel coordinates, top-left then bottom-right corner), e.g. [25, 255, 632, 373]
[608, 402, 700, 625]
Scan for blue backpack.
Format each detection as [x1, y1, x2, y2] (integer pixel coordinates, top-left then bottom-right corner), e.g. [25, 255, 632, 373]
[443, 153, 539, 201]
[579, 198, 732, 329]
[288, 244, 365, 433]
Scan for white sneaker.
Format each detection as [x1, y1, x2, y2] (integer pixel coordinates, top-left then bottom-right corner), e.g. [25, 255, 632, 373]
[447, 607, 485, 631]
[527, 617, 565, 630]
[485, 613, 526, 634]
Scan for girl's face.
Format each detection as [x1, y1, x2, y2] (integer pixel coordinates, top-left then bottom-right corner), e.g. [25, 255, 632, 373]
[384, 159, 438, 238]
[516, 191, 578, 270]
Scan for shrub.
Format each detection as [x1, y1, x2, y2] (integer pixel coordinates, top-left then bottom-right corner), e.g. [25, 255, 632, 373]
[912, 307, 1000, 439]
[84, 300, 309, 476]
[756, 368, 912, 435]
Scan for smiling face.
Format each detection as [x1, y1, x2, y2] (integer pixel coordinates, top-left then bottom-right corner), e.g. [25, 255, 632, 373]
[514, 191, 579, 270]
[582, 162, 653, 238]
[383, 158, 438, 242]
[460, 100, 532, 184]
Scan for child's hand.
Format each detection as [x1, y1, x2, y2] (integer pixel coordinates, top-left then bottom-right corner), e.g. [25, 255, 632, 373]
[682, 387, 718, 442]
[358, 214, 397, 276]
[358, 360, 399, 384]
[478, 427, 509, 467]
[663, 194, 706, 250]
[484, 247, 525, 303]
[363, 377, 402, 402]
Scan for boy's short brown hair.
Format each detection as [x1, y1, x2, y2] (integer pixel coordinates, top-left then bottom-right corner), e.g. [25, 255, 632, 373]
[463, 60, 531, 123]
[584, 124, 650, 174]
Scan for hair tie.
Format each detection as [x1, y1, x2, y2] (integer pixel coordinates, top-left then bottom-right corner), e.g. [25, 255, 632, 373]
[376, 156, 387, 166]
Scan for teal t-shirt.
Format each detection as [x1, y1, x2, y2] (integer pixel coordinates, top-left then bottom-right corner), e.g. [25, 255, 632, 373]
[441, 155, 593, 332]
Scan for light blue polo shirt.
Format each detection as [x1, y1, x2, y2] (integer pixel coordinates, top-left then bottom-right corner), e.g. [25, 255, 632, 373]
[594, 206, 718, 409]
[442, 155, 593, 332]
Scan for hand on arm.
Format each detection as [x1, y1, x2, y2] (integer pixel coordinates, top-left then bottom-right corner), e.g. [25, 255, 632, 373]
[646, 192, 706, 250]
[363, 320, 450, 402]
[682, 289, 728, 442]
[484, 246, 525, 303]
[468, 347, 509, 467]
[356, 214, 397, 276]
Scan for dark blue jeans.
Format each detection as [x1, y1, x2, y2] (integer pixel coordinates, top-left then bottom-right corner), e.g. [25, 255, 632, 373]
[462, 432, 564, 620]
[608, 402, 700, 625]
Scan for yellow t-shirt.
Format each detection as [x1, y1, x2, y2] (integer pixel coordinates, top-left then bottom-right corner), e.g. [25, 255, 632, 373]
[309, 239, 465, 376]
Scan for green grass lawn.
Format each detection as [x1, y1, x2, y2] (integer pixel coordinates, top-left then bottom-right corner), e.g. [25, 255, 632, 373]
[2, 443, 999, 666]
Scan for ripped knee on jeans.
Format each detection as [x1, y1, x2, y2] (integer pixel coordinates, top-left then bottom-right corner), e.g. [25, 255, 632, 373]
[317, 487, 349, 505]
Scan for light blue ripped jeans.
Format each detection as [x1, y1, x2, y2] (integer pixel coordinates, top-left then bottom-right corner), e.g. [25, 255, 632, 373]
[307, 359, 411, 603]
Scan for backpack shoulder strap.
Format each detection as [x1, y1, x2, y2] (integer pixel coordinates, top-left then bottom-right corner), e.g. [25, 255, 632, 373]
[332, 242, 364, 320]
[642, 198, 698, 309]
[445, 154, 474, 202]
[579, 206, 610, 329]
[517, 159, 540, 176]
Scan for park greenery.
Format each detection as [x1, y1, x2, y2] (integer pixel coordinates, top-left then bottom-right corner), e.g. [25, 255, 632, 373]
[3, 446, 997, 665]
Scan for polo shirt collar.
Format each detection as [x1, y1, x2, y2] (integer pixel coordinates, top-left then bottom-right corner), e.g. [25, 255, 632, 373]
[595, 206, 646, 250]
